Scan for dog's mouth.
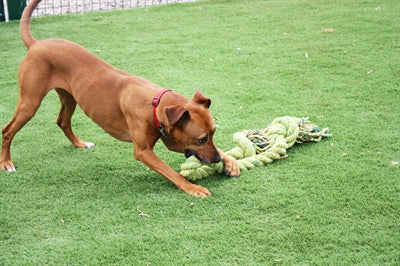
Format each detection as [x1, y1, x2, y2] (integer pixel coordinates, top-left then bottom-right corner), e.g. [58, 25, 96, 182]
[184, 149, 199, 160]
[184, 149, 221, 164]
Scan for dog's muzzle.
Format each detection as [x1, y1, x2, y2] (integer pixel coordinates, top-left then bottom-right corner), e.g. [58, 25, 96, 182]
[184, 149, 221, 164]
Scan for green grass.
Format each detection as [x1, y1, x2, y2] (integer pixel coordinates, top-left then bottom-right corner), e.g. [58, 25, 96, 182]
[1, 0, 399, 264]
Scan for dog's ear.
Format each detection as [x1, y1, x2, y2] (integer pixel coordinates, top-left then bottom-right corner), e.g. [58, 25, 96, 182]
[164, 105, 190, 127]
[192, 89, 211, 109]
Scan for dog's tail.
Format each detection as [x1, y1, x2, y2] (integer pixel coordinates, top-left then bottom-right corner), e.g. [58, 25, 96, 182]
[20, 0, 42, 49]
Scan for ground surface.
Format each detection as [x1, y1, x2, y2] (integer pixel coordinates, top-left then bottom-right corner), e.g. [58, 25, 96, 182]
[0, 0, 399, 264]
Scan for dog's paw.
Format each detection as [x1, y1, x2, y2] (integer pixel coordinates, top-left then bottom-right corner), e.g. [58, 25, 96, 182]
[73, 140, 95, 149]
[85, 142, 95, 149]
[182, 183, 212, 197]
[0, 160, 16, 172]
[223, 155, 240, 177]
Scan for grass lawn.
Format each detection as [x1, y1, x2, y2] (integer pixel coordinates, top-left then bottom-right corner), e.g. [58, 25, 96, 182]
[0, 0, 399, 264]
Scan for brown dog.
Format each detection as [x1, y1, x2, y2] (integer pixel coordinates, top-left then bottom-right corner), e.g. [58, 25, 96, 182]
[0, 0, 240, 197]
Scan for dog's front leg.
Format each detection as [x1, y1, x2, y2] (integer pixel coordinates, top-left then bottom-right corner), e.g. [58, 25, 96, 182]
[218, 149, 240, 177]
[134, 147, 212, 197]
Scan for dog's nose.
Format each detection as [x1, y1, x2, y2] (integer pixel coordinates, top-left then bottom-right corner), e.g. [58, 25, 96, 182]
[211, 149, 221, 163]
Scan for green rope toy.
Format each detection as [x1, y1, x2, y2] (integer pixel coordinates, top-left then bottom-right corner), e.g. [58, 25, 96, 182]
[180, 116, 332, 181]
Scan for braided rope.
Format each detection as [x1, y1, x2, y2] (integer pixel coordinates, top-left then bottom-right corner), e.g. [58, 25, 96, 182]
[180, 116, 332, 180]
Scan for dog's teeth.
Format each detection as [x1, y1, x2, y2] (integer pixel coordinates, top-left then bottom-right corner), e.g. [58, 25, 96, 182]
[85, 142, 95, 148]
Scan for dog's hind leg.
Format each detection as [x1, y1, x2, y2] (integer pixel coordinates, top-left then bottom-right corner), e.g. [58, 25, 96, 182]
[0, 90, 44, 171]
[55, 89, 95, 149]
[55, 88, 94, 149]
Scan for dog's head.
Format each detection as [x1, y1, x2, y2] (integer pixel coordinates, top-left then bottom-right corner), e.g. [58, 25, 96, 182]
[162, 89, 221, 164]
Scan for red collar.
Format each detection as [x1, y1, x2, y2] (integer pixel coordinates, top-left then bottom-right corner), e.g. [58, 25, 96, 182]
[152, 89, 172, 137]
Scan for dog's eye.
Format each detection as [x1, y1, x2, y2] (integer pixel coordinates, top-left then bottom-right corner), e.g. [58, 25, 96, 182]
[197, 136, 208, 145]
